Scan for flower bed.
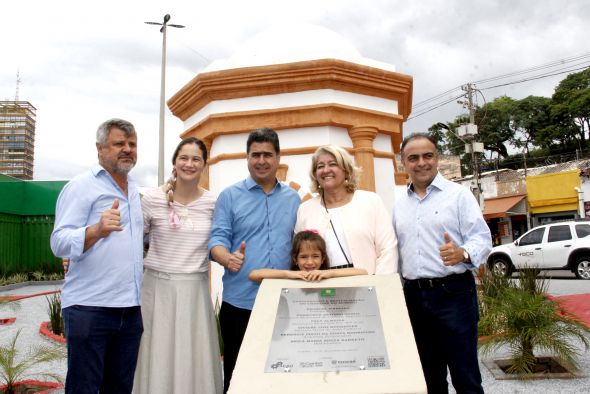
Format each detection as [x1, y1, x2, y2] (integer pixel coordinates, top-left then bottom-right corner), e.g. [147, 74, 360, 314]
[39, 322, 66, 344]
[0, 380, 63, 394]
[0, 317, 16, 326]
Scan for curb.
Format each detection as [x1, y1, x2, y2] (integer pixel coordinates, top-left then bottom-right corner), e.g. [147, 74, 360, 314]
[0, 280, 64, 293]
[0, 317, 16, 325]
[0, 379, 64, 393]
[39, 321, 66, 344]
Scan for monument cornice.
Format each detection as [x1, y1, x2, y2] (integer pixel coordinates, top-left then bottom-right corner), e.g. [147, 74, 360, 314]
[180, 103, 404, 141]
[168, 58, 413, 121]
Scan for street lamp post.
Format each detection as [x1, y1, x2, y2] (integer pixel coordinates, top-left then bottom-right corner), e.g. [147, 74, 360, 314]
[145, 14, 184, 185]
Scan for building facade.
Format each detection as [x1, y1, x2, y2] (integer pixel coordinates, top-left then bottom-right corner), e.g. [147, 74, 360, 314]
[0, 101, 36, 180]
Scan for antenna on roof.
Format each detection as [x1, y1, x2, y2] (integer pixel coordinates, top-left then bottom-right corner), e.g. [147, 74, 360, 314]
[15, 70, 21, 101]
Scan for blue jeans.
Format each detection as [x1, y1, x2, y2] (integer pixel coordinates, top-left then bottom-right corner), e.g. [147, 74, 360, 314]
[403, 272, 483, 394]
[62, 305, 143, 394]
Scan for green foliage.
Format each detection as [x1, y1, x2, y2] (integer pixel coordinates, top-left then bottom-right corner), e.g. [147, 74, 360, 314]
[0, 329, 66, 394]
[46, 293, 64, 337]
[0, 272, 64, 287]
[511, 95, 551, 153]
[477, 269, 514, 336]
[475, 96, 514, 158]
[478, 269, 590, 375]
[0, 274, 28, 287]
[430, 67, 590, 170]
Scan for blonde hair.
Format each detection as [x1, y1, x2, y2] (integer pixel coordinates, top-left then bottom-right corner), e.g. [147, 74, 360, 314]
[309, 145, 360, 194]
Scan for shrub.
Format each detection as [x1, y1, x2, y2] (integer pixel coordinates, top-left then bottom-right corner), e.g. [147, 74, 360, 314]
[479, 268, 590, 374]
[0, 329, 65, 394]
[46, 293, 64, 337]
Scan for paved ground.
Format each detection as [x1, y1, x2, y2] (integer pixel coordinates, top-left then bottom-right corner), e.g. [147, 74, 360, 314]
[1, 275, 589, 393]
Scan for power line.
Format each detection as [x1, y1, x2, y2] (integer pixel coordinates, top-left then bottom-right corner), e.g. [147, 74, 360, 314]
[473, 52, 590, 84]
[413, 86, 462, 109]
[408, 94, 464, 120]
[409, 52, 590, 119]
[479, 64, 590, 91]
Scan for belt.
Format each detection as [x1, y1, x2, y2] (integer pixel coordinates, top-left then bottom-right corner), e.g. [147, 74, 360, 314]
[330, 263, 354, 270]
[403, 271, 472, 290]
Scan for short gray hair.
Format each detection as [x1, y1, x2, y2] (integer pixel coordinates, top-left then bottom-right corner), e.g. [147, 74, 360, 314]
[96, 118, 136, 147]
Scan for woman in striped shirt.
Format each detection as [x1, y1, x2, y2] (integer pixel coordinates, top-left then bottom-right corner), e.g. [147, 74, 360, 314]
[134, 137, 222, 394]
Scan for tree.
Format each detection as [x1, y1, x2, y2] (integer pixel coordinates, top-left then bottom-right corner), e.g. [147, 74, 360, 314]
[474, 96, 514, 159]
[510, 95, 551, 155]
[479, 268, 590, 375]
[0, 330, 65, 394]
[549, 68, 590, 148]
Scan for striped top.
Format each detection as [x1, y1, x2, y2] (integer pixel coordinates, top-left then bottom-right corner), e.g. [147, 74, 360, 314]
[142, 187, 216, 274]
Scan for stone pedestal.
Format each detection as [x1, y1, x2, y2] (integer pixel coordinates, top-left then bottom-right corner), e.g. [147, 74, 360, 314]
[228, 274, 426, 394]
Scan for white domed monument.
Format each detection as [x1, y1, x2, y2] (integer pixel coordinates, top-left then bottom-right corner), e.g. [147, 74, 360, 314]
[168, 23, 413, 202]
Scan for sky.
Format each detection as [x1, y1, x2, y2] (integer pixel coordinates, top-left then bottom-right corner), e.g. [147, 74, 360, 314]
[1, 0, 588, 187]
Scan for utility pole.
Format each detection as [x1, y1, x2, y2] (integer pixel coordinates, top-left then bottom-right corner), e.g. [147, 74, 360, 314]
[458, 83, 484, 208]
[145, 14, 185, 186]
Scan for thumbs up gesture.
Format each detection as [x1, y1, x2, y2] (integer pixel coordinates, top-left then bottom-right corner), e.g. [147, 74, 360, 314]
[439, 232, 461, 266]
[96, 198, 123, 238]
[227, 241, 246, 273]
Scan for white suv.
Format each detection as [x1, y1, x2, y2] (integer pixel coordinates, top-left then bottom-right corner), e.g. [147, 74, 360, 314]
[487, 221, 590, 279]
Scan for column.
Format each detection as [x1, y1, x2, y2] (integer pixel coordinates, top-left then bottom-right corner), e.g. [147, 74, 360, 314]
[348, 126, 378, 192]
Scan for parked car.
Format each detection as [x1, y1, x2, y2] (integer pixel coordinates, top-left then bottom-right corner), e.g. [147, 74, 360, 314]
[487, 221, 590, 279]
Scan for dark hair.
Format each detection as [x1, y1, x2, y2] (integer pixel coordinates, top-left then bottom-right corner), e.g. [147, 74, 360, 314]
[246, 128, 280, 154]
[96, 118, 136, 147]
[172, 137, 208, 164]
[290, 231, 330, 271]
[400, 132, 438, 157]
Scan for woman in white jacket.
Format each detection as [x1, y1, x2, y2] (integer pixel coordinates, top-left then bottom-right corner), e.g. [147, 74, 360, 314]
[295, 145, 398, 274]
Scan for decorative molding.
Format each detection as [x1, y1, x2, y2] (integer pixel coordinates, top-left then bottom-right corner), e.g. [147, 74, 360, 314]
[169, 58, 413, 121]
[181, 103, 403, 141]
[206, 147, 396, 165]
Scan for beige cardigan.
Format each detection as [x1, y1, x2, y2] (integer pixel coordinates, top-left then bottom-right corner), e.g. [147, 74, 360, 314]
[295, 190, 398, 274]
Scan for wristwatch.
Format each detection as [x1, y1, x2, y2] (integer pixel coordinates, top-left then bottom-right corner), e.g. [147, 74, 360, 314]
[462, 249, 470, 263]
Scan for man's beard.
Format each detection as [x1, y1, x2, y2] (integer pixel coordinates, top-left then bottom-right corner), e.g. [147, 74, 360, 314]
[103, 156, 136, 175]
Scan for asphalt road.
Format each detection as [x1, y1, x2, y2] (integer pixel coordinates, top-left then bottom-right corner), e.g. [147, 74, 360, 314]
[510, 269, 590, 296]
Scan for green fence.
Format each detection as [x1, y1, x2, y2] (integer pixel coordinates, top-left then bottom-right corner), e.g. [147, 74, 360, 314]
[0, 176, 67, 275]
[0, 213, 22, 274]
[0, 213, 61, 276]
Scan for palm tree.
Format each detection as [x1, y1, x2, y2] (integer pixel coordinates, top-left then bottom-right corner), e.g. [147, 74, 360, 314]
[479, 268, 590, 375]
[0, 329, 65, 394]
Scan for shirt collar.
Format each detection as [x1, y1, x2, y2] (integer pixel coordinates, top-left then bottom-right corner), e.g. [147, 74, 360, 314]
[91, 164, 135, 186]
[245, 175, 281, 192]
[91, 164, 107, 177]
[406, 172, 445, 196]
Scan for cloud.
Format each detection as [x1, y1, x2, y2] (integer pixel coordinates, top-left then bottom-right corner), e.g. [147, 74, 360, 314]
[1, 0, 588, 184]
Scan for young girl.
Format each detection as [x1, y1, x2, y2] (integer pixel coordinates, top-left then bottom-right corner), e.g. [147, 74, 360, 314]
[249, 230, 367, 283]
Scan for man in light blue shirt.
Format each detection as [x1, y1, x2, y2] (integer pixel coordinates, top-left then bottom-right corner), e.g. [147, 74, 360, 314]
[51, 118, 143, 394]
[393, 133, 491, 394]
[209, 128, 300, 393]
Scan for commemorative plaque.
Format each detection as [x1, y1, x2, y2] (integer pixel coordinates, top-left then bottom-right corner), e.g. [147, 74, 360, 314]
[265, 286, 389, 373]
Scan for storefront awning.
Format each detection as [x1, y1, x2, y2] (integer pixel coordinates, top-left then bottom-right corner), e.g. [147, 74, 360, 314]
[483, 195, 527, 220]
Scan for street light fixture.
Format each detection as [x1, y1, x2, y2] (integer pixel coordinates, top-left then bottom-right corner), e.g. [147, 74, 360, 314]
[145, 14, 185, 186]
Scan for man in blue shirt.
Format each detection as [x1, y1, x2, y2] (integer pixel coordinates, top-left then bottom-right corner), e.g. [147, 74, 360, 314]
[209, 128, 300, 393]
[51, 118, 144, 394]
[393, 133, 491, 394]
